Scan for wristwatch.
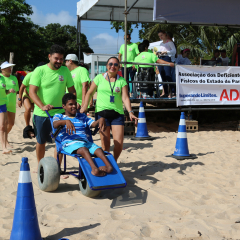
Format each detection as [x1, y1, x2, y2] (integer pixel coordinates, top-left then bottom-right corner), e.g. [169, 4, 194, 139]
[18, 98, 22, 101]
[129, 110, 134, 114]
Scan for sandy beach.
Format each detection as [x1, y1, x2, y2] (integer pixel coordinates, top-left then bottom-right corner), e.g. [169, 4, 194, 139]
[1, 106, 240, 240]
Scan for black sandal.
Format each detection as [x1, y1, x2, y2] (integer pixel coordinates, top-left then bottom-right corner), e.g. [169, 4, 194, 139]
[23, 125, 35, 139]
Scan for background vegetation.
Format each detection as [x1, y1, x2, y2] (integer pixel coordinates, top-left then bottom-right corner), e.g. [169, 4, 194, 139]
[0, 0, 93, 71]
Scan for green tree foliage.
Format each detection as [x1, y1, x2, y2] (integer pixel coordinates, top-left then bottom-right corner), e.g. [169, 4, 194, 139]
[38, 23, 93, 60]
[0, 0, 46, 70]
[0, 0, 93, 71]
[110, 21, 139, 35]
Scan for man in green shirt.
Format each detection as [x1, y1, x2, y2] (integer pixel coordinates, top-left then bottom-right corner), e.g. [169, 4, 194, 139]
[65, 54, 90, 109]
[29, 44, 75, 167]
[133, 43, 174, 97]
[118, 34, 139, 95]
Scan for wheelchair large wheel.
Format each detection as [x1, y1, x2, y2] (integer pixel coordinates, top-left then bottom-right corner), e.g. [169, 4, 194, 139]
[79, 170, 101, 198]
[38, 157, 60, 192]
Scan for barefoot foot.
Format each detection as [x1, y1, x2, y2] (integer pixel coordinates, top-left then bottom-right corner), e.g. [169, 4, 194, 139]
[91, 168, 106, 177]
[61, 175, 69, 179]
[99, 165, 113, 173]
[2, 149, 12, 154]
[6, 142, 13, 149]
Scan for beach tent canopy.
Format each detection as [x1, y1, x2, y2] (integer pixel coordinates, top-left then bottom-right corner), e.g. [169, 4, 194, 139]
[77, 0, 154, 23]
[77, 0, 240, 27]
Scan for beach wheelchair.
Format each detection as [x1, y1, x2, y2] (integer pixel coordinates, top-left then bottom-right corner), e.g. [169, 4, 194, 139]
[37, 108, 127, 198]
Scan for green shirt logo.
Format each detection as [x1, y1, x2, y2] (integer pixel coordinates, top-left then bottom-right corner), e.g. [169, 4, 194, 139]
[59, 75, 64, 82]
[2, 83, 6, 87]
[115, 87, 120, 93]
[12, 81, 16, 85]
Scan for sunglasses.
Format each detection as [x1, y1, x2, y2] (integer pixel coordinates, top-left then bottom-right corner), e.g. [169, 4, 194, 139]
[108, 63, 119, 67]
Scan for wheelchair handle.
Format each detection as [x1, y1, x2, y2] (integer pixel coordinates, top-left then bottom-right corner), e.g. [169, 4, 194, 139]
[45, 107, 63, 118]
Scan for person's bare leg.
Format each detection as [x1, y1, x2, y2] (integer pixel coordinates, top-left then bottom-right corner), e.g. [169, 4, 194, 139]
[111, 125, 124, 162]
[23, 98, 35, 137]
[77, 147, 105, 176]
[94, 148, 113, 173]
[0, 112, 11, 154]
[23, 97, 32, 126]
[54, 147, 68, 179]
[160, 87, 165, 97]
[99, 126, 111, 152]
[6, 111, 15, 148]
[36, 142, 46, 164]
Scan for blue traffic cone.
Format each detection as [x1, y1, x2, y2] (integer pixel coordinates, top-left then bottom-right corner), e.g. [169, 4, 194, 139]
[131, 101, 155, 140]
[10, 157, 42, 240]
[172, 112, 197, 160]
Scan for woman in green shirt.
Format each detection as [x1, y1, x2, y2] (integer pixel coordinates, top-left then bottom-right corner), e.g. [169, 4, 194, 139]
[0, 61, 16, 153]
[81, 57, 138, 162]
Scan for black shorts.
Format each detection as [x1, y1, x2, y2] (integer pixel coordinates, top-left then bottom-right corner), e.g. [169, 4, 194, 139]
[95, 113, 125, 126]
[33, 115, 52, 144]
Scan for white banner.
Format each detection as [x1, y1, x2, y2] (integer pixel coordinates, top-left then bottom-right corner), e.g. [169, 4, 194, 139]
[176, 65, 240, 106]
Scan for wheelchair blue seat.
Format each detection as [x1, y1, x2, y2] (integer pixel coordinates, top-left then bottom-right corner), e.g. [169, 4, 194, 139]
[46, 109, 127, 191]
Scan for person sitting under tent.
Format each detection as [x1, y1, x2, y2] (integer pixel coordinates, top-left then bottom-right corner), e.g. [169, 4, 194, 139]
[175, 49, 191, 65]
[211, 49, 222, 66]
[53, 93, 113, 177]
[220, 49, 230, 66]
[133, 43, 174, 98]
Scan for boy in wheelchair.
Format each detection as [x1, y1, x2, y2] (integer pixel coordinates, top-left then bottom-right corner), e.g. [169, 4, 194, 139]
[53, 93, 113, 177]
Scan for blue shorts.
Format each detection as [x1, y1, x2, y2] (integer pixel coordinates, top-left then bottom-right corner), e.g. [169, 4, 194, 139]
[63, 140, 101, 155]
[95, 113, 125, 127]
[33, 115, 52, 144]
[0, 104, 7, 113]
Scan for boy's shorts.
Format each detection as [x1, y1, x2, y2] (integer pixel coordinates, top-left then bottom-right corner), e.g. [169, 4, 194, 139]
[63, 140, 101, 155]
[0, 104, 7, 113]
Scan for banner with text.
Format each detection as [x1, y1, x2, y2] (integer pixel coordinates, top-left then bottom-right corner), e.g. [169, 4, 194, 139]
[176, 65, 240, 106]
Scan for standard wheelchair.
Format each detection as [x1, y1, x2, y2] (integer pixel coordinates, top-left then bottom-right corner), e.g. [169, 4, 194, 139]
[37, 108, 127, 198]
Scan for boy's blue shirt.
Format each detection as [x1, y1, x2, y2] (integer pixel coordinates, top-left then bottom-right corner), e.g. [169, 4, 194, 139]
[53, 112, 94, 147]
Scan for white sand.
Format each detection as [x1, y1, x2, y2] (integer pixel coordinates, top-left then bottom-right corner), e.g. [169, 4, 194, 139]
[1, 107, 240, 239]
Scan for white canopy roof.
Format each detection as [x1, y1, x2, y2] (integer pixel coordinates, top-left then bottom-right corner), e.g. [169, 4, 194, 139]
[77, 0, 154, 23]
[77, 0, 240, 27]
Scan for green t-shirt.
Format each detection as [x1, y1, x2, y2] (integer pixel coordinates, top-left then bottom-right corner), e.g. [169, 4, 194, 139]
[22, 72, 33, 94]
[119, 43, 140, 68]
[30, 64, 74, 117]
[69, 66, 90, 105]
[1, 74, 19, 113]
[0, 74, 7, 106]
[134, 52, 158, 69]
[148, 49, 153, 53]
[94, 74, 127, 115]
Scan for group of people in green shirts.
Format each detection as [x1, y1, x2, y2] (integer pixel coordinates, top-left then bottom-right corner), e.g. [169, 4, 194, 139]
[0, 44, 137, 178]
[118, 34, 174, 97]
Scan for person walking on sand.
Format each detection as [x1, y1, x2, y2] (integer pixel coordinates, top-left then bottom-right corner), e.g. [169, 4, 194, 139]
[0, 61, 19, 148]
[65, 54, 90, 109]
[29, 44, 75, 175]
[81, 57, 138, 162]
[18, 62, 45, 139]
[0, 62, 16, 154]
